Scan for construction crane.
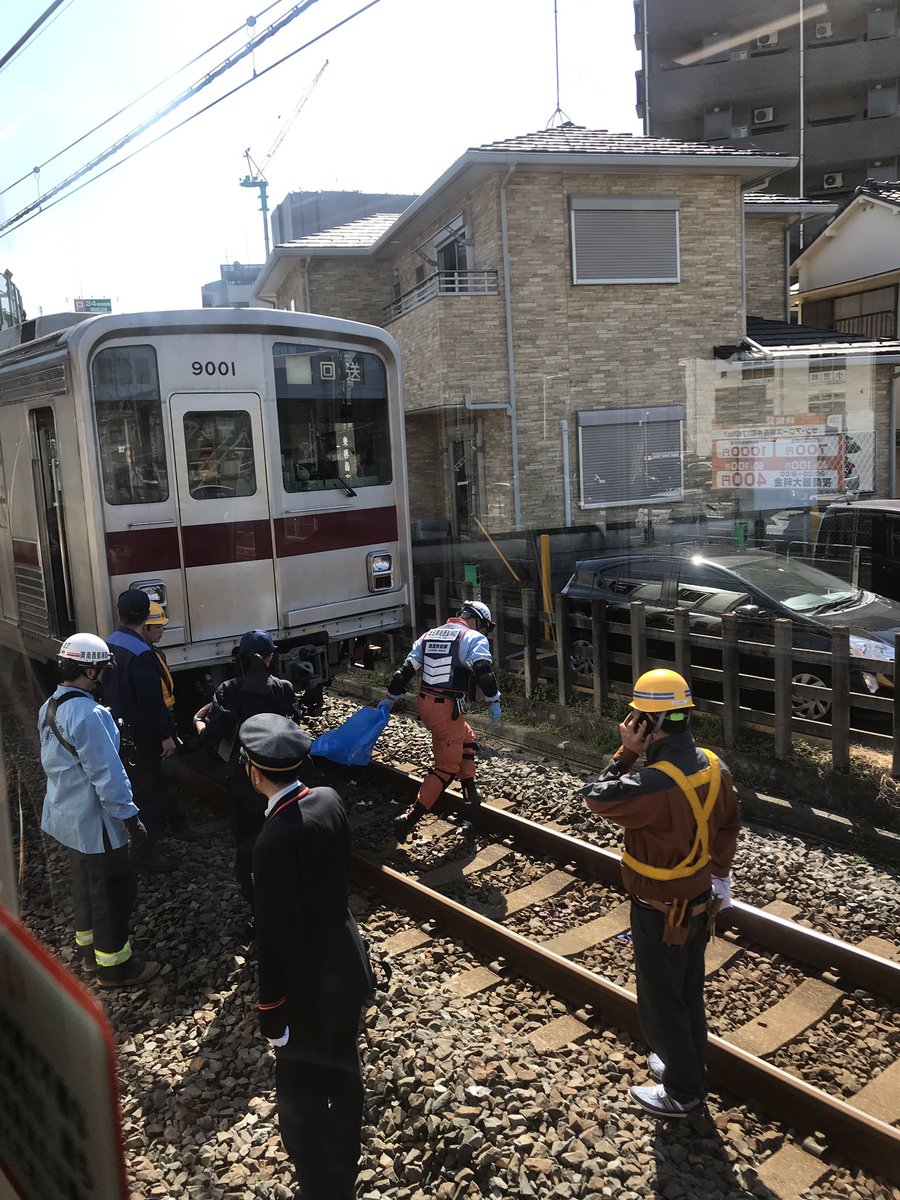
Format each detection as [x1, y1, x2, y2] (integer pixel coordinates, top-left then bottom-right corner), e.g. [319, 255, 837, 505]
[240, 59, 329, 258]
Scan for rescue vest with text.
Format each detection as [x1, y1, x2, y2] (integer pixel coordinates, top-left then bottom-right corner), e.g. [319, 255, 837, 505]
[621, 750, 721, 881]
[419, 623, 477, 701]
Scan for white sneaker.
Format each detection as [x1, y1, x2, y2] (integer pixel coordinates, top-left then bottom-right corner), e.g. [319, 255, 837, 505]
[647, 1052, 665, 1081]
[630, 1084, 702, 1119]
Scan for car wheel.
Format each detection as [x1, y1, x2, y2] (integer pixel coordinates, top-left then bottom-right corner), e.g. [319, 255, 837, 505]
[791, 671, 832, 721]
[570, 639, 594, 677]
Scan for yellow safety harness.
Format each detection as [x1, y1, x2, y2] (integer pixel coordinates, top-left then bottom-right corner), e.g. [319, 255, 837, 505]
[621, 750, 721, 881]
[156, 650, 175, 711]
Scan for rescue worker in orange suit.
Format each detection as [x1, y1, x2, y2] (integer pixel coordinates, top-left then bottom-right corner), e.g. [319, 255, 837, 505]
[385, 600, 501, 843]
[239, 714, 374, 1200]
[580, 669, 740, 1118]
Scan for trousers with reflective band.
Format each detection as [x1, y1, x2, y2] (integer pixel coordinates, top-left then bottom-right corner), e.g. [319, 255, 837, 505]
[621, 750, 721, 881]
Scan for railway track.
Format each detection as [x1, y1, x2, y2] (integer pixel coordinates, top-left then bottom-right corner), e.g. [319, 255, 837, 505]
[329, 756, 900, 1193]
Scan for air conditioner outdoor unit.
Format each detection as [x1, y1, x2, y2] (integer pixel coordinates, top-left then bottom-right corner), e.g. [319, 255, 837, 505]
[731, 125, 749, 137]
[756, 31, 779, 47]
[753, 106, 775, 124]
[823, 172, 844, 189]
[815, 21, 833, 39]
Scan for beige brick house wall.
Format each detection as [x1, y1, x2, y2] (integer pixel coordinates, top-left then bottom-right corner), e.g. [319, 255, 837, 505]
[275, 257, 390, 324]
[745, 215, 792, 321]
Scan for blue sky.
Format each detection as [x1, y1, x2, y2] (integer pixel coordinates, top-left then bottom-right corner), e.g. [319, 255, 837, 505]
[1, 0, 640, 314]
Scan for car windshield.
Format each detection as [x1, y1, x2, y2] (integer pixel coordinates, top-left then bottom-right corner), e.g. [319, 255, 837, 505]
[725, 557, 859, 613]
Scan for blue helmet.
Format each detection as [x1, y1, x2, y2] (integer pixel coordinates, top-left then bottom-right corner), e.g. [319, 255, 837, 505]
[458, 600, 495, 634]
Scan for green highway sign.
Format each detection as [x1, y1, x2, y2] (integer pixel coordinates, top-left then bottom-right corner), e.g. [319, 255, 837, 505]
[74, 298, 112, 313]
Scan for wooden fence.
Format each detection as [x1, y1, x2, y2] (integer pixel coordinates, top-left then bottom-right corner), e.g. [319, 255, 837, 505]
[399, 576, 900, 777]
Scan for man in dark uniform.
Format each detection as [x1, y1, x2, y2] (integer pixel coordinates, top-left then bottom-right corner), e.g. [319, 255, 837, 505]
[580, 669, 740, 1118]
[239, 714, 373, 1200]
[104, 588, 177, 871]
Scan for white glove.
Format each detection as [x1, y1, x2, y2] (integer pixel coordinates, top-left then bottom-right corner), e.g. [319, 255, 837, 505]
[711, 876, 732, 910]
[267, 1025, 290, 1048]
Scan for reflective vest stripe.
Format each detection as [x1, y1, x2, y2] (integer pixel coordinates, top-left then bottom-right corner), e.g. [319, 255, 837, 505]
[621, 750, 721, 882]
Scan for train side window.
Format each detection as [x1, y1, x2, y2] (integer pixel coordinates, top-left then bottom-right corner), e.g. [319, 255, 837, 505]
[273, 343, 392, 492]
[183, 411, 257, 499]
[92, 345, 169, 504]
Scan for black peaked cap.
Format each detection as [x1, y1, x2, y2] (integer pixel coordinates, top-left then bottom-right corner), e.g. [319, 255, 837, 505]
[239, 713, 312, 772]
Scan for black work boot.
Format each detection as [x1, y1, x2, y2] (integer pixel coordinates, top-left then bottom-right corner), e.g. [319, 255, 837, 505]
[393, 801, 427, 844]
[461, 779, 483, 810]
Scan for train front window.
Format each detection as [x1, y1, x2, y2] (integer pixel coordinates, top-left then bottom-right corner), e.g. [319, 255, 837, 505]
[273, 343, 392, 492]
[183, 411, 257, 499]
[92, 345, 168, 505]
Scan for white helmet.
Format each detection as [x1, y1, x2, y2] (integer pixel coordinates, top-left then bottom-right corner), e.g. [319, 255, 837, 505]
[58, 633, 112, 666]
[458, 600, 495, 633]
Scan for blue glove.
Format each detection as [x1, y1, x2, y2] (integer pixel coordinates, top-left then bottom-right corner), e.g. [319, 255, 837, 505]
[378, 698, 395, 713]
[488, 701, 501, 726]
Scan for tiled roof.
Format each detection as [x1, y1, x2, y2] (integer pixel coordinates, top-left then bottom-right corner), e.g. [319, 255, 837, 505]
[279, 212, 401, 250]
[747, 316, 895, 348]
[471, 123, 781, 158]
[857, 179, 900, 207]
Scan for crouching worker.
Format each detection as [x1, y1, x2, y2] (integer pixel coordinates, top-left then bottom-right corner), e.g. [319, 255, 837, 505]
[386, 600, 501, 843]
[38, 634, 159, 988]
[580, 669, 740, 1118]
[239, 714, 374, 1200]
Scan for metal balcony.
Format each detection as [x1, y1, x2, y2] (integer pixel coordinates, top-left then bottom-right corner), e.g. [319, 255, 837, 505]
[383, 270, 499, 323]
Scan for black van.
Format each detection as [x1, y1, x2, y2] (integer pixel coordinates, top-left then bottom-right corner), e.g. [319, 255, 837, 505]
[815, 499, 900, 603]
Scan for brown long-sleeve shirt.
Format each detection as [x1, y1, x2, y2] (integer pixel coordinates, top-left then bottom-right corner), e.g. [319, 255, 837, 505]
[580, 732, 740, 905]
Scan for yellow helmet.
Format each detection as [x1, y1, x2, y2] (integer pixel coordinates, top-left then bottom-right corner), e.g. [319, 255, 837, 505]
[145, 601, 169, 627]
[630, 669, 694, 712]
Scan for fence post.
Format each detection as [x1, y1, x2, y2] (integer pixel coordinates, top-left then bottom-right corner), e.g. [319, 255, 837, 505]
[721, 614, 740, 747]
[555, 593, 573, 708]
[831, 625, 850, 774]
[522, 587, 537, 699]
[773, 618, 793, 761]
[673, 607, 691, 686]
[489, 585, 506, 670]
[591, 599, 609, 710]
[630, 602, 647, 678]
[434, 577, 447, 626]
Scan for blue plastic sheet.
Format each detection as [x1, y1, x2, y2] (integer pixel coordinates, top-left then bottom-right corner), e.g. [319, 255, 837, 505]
[310, 703, 391, 767]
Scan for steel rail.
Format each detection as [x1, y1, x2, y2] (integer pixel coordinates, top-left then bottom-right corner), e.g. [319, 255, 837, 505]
[351, 853, 900, 1187]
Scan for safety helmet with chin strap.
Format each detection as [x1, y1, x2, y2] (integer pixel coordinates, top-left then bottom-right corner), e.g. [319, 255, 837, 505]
[630, 668, 694, 713]
[58, 633, 112, 667]
[458, 600, 495, 634]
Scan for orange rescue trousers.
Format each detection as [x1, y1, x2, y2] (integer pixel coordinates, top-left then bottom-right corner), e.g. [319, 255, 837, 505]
[416, 693, 477, 809]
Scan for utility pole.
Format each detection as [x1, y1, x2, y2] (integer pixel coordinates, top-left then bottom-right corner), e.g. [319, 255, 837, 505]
[239, 60, 328, 260]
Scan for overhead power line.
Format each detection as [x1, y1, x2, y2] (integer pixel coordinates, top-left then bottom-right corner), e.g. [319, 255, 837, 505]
[0, 0, 382, 243]
[0, 0, 68, 74]
[0, 0, 292, 200]
[0, 0, 325, 236]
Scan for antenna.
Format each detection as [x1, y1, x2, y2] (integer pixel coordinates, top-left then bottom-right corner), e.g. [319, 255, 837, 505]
[545, 0, 571, 128]
[239, 59, 329, 258]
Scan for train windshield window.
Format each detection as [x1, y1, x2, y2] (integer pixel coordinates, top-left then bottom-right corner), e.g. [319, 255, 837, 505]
[92, 345, 168, 504]
[183, 411, 257, 499]
[273, 343, 392, 492]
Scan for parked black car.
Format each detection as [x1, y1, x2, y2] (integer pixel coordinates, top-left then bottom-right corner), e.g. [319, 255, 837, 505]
[561, 548, 899, 720]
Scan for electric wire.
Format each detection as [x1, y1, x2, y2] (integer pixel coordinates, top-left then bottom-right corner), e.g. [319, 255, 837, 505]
[0, 0, 75, 78]
[0, 0, 69, 74]
[0, 0, 382, 242]
[0, 0, 294, 200]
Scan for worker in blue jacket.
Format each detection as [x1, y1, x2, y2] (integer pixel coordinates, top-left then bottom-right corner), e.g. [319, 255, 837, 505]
[39, 633, 159, 988]
[104, 588, 177, 871]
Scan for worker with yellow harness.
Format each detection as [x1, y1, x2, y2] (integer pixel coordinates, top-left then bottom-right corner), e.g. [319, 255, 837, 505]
[581, 668, 740, 1118]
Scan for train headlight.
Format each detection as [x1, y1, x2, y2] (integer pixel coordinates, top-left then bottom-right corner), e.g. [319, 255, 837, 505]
[367, 552, 393, 592]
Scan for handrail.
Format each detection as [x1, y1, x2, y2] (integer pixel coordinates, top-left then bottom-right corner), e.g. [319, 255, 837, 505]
[383, 270, 499, 323]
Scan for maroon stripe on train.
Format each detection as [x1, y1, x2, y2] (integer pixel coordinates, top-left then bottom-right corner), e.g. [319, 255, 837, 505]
[274, 506, 398, 557]
[12, 539, 40, 567]
[106, 528, 182, 576]
[181, 520, 274, 567]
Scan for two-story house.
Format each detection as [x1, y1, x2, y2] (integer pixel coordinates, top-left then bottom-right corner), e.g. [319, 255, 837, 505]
[254, 125, 900, 543]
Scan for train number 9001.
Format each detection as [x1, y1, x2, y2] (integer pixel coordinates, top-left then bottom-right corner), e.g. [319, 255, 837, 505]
[191, 361, 236, 377]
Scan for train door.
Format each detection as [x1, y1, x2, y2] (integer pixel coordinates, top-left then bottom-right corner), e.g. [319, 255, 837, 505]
[30, 408, 75, 639]
[169, 394, 277, 640]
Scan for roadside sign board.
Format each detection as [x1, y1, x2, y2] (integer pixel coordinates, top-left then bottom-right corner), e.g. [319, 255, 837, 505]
[0, 908, 127, 1199]
[73, 298, 112, 314]
[711, 415, 843, 491]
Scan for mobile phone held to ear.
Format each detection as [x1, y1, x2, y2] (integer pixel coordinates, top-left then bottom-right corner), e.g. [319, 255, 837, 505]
[633, 711, 659, 737]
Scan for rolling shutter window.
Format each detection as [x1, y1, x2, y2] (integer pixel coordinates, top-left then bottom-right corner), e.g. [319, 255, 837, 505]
[577, 406, 684, 509]
[571, 196, 680, 284]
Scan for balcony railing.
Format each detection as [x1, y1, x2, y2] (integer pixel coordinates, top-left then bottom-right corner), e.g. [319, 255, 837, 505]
[835, 311, 896, 340]
[383, 270, 499, 323]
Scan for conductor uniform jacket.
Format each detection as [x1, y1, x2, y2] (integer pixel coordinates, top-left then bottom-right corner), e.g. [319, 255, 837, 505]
[104, 627, 170, 750]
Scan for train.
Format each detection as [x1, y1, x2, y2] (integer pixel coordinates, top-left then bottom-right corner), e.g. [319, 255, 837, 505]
[0, 308, 412, 713]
